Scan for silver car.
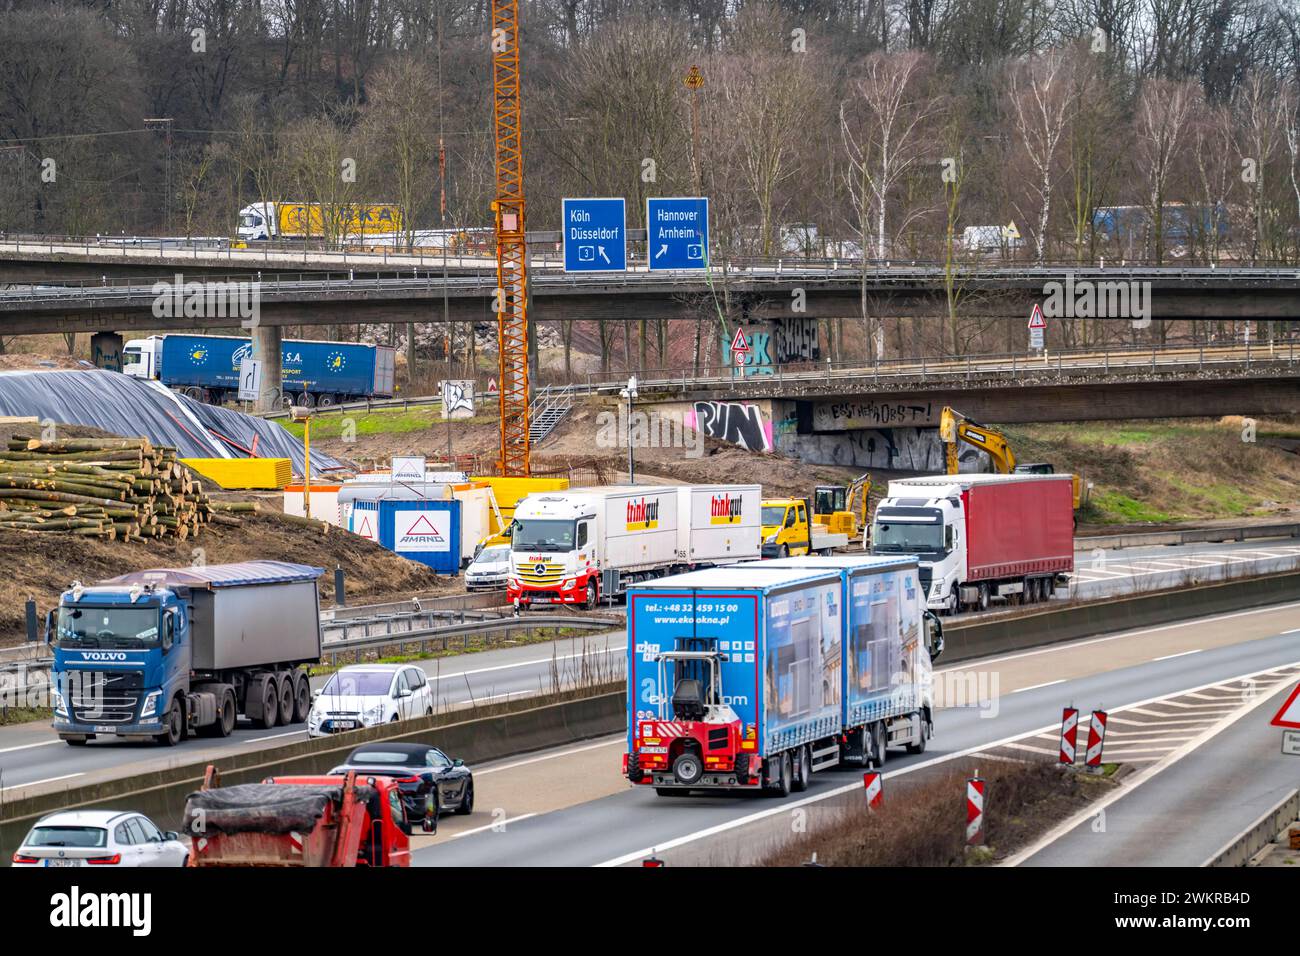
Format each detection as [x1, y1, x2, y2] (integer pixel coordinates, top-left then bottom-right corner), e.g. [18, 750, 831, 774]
[465, 544, 510, 591]
[12, 810, 188, 867]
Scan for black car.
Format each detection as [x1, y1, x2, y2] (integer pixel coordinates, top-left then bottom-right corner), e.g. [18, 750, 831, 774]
[330, 743, 474, 825]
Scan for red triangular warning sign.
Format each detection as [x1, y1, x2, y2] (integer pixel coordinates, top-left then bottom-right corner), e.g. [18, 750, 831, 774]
[1028, 303, 1046, 329]
[404, 514, 444, 539]
[357, 515, 374, 539]
[487, 377, 498, 393]
[729, 327, 749, 353]
[1271, 682, 1300, 728]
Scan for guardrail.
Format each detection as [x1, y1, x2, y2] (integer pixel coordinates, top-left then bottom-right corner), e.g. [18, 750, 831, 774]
[940, 566, 1300, 664]
[7, 232, 1300, 272]
[1078, 522, 1300, 551]
[572, 341, 1300, 395]
[5, 567, 1300, 852]
[0, 681, 626, 858]
[319, 613, 622, 665]
[5, 262, 1300, 307]
[1205, 788, 1300, 867]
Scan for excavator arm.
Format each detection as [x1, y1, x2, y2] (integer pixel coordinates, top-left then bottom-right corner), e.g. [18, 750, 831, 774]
[939, 406, 1017, 474]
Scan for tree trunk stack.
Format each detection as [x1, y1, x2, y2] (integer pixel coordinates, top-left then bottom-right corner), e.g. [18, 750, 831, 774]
[0, 436, 214, 541]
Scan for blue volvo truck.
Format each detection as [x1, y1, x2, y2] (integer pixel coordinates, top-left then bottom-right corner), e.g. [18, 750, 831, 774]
[49, 562, 324, 747]
[122, 334, 396, 407]
[624, 558, 942, 797]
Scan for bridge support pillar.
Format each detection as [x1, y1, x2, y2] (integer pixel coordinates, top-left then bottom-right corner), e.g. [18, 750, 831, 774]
[252, 324, 282, 413]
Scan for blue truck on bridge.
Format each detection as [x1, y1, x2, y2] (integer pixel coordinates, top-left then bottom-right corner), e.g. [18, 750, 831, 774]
[49, 562, 324, 746]
[623, 557, 943, 797]
[122, 333, 396, 407]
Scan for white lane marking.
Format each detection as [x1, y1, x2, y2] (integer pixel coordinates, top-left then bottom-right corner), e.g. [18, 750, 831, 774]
[0, 739, 62, 755]
[1004, 675, 1298, 866]
[1152, 649, 1202, 662]
[477, 737, 623, 776]
[1, 772, 83, 793]
[1002, 742, 1059, 756]
[1109, 716, 1219, 728]
[441, 813, 538, 841]
[1012, 680, 1066, 694]
[245, 730, 308, 743]
[935, 601, 1300, 672]
[1284, 628, 1300, 635]
[597, 658, 1300, 868]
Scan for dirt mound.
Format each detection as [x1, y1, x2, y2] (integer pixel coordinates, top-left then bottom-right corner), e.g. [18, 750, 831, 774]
[0, 510, 459, 646]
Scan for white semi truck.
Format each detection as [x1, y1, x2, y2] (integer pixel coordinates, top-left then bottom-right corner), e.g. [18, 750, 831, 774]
[507, 484, 761, 609]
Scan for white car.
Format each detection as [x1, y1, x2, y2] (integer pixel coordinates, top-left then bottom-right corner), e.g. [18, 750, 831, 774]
[12, 810, 188, 867]
[465, 544, 510, 591]
[307, 664, 435, 738]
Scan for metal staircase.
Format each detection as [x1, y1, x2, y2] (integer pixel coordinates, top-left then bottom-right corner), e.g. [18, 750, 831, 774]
[528, 384, 573, 445]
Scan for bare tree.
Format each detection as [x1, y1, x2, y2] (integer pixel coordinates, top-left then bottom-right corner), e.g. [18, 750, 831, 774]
[1005, 50, 1077, 264]
[1134, 78, 1200, 267]
[840, 51, 939, 262]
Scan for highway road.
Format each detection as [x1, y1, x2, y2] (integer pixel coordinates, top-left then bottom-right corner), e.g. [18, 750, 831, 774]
[1013, 672, 1300, 866]
[409, 601, 1300, 866]
[1, 535, 1295, 798]
[0, 631, 626, 794]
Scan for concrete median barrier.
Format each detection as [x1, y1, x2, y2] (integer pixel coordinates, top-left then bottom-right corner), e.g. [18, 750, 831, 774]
[941, 568, 1300, 664]
[0, 681, 623, 858]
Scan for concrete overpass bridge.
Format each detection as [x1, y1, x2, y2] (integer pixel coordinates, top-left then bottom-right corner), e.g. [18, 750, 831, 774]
[564, 343, 1300, 471]
[2, 265, 1299, 335]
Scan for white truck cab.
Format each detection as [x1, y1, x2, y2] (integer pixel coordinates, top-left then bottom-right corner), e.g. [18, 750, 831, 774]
[122, 336, 164, 380]
[871, 482, 964, 614]
[237, 202, 276, 241]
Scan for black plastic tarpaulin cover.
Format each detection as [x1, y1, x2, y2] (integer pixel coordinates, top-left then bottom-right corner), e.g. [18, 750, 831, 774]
[0, 368, 339, 474]
[183, 783, 378, 835]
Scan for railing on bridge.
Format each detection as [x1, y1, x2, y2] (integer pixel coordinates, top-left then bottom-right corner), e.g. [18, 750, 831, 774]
[562, 339, 1300, 394]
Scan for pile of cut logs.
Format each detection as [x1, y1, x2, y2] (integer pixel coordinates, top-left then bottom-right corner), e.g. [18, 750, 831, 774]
[0, 436, 214, 540]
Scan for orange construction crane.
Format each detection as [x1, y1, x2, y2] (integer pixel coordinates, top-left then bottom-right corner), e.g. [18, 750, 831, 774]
[491, 0, 531, 476]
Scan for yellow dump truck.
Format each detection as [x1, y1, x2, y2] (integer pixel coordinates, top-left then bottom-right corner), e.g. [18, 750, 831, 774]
[761, 497, 849, 557]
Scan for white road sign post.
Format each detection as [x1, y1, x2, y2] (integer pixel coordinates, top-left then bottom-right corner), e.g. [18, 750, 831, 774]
[238, 358, 262, 402]
[1028, 303, 1046, 351]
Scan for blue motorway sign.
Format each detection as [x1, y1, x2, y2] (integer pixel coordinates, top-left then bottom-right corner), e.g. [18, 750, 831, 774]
[562, 197, 626, 272]
[646, 197, 709, 270]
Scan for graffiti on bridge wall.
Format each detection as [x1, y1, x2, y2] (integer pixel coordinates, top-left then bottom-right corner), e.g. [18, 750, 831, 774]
[791, 428, 989, 472]
[770, 318, 820, 363]
[685, 401, 774, 452]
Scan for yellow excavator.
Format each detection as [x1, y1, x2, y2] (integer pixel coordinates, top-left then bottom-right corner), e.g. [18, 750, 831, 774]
[939, 407, 1084, 512]
[812, 473, 872, 537]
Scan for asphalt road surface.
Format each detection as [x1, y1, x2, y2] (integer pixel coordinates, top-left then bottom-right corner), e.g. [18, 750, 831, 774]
[1015, 672, 1300, 866]
[0, 632, 626, 794]
[410, 602, 1300, 866]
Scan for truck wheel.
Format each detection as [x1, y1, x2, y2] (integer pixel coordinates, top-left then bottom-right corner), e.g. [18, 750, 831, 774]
[905, 713, 928, 754]
[63, 736, 89, 746]
[777, 544, 789, 559]
[156, 697, 185, 746]
[872, 722, 888, 768]
[291, 671, 312, 723]
[769, 751, 793, 797]
[199, 690, 237, 738]
[585, 580, 597, 610]
[672, 752, 704, 786]
[317, 393, 337, 408]
[277, 675, 294, 726]
[948, 587, 959, 615]
[258, 679, 279, 729]
[977, 583, 990, 612]
[792, 745, 811, 792]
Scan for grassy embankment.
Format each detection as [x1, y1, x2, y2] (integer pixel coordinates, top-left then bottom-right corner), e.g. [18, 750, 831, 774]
[1006, 418, 1300, 525]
